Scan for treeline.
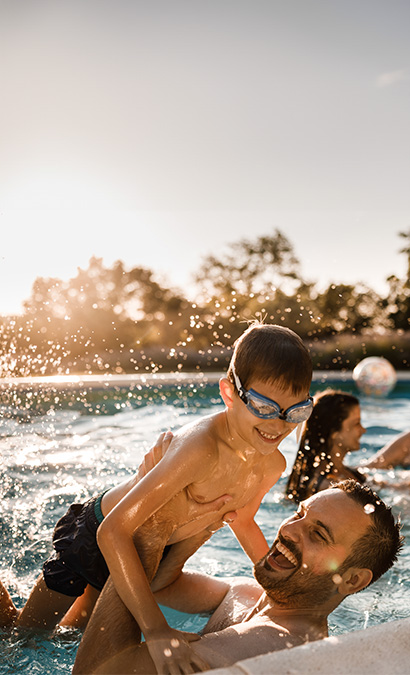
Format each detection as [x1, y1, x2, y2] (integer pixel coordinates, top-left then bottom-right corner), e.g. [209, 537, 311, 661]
[1, 230, 409, 376]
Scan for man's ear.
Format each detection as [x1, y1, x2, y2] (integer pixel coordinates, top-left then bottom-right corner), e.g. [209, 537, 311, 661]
[337, 567, 373, 596]
[219, 377, 235, 409]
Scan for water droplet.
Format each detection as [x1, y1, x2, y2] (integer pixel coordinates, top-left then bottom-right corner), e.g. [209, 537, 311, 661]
[364, 503, 375, 514]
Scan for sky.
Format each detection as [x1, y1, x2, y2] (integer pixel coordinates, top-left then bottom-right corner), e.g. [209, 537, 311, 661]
[1, 0, 409, 315]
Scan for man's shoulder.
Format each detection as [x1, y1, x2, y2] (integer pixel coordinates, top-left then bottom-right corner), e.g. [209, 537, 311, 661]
[194, 617, 302, 670]
[224, 576, 261, 594]
[202, 577, 262, 634]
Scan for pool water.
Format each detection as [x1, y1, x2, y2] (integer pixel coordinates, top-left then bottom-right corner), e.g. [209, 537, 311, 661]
[1, 376, 409, 674]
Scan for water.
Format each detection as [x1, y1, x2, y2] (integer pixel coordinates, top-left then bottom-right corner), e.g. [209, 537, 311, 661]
[1, 374, 410, 674]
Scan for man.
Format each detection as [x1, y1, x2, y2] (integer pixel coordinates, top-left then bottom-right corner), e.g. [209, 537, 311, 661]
[73, 480, 402, 675]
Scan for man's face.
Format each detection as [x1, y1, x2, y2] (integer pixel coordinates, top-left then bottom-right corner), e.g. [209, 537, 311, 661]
[254, 489, 371, 607]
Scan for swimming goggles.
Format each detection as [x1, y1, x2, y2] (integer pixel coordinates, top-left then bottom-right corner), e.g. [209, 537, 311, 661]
[231, 365, 313, 423]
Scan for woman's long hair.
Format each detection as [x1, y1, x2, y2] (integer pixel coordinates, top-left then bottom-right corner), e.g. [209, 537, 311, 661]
[285, 389, 360, 503]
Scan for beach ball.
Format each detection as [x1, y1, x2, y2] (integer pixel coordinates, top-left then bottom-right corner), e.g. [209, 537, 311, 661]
[353, 357, 397, 397]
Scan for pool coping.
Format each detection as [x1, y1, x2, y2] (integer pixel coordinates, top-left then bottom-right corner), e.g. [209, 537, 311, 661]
[1, 369, 409, 389]
[205, 616, 410, 674]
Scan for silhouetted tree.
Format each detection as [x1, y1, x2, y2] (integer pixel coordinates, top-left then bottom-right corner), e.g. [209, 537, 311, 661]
[195, 229, 301, 298]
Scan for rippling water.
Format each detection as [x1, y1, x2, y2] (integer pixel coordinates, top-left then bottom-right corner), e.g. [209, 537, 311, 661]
[1, 375, 409, 674]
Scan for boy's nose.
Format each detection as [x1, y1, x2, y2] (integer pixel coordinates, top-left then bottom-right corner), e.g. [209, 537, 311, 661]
[270, 417, 293, 432]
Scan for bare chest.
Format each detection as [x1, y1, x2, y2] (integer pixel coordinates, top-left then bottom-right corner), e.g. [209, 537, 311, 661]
[164, 455, 279, 543]
[187, 454, 268, 506]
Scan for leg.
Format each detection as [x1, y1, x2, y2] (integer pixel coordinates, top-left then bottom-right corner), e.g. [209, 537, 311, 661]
[59, 583, 100, 630]
[73, 578, 141, 675]
[17, 574, 76, 630]
[0, 579, 19, 627]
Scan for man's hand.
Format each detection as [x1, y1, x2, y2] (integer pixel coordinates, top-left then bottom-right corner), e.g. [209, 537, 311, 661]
[147, 627, 210, 674]
[136, 431, 173, 481]
[138, 430, 238, 525]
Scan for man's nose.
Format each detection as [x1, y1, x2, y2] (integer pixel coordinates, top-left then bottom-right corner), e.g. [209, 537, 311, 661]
[280, 518, 302, 542]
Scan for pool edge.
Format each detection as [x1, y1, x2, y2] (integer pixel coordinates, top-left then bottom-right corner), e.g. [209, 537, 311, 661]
[205, 616, 410, 674]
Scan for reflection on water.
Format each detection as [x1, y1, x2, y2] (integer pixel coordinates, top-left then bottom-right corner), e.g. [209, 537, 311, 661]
[1, 376, 410, 674]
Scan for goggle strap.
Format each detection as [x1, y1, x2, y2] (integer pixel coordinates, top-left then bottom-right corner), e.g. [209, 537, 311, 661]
[231, 364, 245, 398]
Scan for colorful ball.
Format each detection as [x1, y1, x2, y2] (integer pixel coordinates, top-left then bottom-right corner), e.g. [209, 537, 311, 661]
[353, 357, 397, 397]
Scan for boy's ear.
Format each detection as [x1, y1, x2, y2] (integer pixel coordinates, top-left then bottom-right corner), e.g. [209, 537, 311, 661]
[337, 567, 373, 597]
[219, 377, 235, 409]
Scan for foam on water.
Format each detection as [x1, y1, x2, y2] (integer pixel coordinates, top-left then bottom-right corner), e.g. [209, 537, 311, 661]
[1, 378, 410, 674]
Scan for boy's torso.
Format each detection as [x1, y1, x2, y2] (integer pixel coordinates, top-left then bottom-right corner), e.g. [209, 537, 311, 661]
[101, 412, 284, 582]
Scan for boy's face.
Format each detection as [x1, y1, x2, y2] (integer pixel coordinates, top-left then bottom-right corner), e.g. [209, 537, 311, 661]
[229, 377, 309, 456]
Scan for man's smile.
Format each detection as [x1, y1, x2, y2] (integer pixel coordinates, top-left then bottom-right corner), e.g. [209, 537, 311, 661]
[266, 539, 299, 571]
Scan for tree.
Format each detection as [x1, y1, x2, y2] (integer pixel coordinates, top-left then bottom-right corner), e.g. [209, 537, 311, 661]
[382, 231, 410, 330]
[195, 229, 301, 298]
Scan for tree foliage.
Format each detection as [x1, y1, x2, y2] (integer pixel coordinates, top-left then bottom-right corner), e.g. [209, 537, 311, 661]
[1, 231, 409, 376]
[195, 229, 300, 297]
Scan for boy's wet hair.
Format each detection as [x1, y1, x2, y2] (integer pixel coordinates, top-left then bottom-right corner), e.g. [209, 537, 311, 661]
[286, 389, 361, 503]
[227, 321, 312, 395]
[335, 479, 404, 585]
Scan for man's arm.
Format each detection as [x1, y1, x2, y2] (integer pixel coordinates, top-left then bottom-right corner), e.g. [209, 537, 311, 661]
[73, 578, 141, 675]
[73, 572, 231, 675]
[154, 570, 231, 614]
[75, 590, 297, 675]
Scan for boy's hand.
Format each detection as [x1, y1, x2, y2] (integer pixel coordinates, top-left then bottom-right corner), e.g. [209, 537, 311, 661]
[147, 627, 210, 674]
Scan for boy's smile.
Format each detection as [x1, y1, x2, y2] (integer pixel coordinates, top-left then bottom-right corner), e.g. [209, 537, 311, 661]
[247, 379, 308, 452]
[225, 377, 309, 455]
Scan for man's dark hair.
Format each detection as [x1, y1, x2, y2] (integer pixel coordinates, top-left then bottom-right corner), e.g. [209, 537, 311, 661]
[334, 479, 403, 585]
[227, 321, 312, 395]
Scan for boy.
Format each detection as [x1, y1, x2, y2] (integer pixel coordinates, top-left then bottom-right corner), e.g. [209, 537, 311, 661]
[3, 322, 312, 674]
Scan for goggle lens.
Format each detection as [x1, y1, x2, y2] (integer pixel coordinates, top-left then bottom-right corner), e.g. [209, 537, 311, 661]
[245, 390, 313, 422]
[230, 364, 313, 423]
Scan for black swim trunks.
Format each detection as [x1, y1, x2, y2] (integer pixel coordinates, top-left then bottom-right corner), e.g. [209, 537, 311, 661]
[43, 493, 109, 597]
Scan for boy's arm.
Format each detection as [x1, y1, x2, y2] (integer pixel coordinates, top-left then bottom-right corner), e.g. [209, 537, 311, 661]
[229, 460, 284, 563]
[229, 490, 270, 563]
[97, 436, 228, 675]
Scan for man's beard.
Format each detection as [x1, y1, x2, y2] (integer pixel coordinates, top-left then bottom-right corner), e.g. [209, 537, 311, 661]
[254, 540, 339, 608]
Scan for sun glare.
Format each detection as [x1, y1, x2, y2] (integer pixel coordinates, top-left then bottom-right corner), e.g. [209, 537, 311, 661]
[3, 169, 120, 210]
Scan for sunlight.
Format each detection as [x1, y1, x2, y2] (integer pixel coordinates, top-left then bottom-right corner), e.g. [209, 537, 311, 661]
[3, 168, 121, 210]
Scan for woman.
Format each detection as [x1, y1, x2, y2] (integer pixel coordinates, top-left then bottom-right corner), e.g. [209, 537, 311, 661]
[286, 389, 410, 503]
[286, 390, 367, 503]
